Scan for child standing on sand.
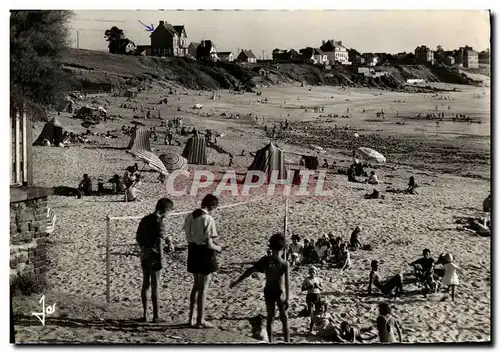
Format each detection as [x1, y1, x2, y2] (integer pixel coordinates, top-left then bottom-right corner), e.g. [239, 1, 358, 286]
[288, 234, 303, 267]
[442, 253, 461, 301]
[302, 266, 323, 331]
[230, 233, 290, 343]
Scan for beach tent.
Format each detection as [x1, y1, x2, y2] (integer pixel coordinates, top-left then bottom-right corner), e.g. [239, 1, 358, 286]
[182, 134, 207, 165]
[247, 142, 287, 183]
[33, 118, 68, 146]
[127, 127, 152, 151]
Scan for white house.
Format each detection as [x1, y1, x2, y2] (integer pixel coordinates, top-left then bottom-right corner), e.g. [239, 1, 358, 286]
[320, 40, 351, 65]
[313, 48, 329, 65]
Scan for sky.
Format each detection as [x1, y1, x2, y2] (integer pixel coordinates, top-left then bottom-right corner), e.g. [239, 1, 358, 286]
[71, 10, 490, 58]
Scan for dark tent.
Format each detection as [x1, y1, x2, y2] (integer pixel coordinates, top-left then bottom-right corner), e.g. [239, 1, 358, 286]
[127, 127, 152, 151]
[33, 118, 67, 146]
[182, 133, 207, 165]
[246, 142, 287, 183]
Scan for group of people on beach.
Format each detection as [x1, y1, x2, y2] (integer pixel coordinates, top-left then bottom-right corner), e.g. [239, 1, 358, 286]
[137, 194, 462, 343]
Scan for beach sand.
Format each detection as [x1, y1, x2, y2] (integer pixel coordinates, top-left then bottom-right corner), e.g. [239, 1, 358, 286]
[14, 83, 490, 343]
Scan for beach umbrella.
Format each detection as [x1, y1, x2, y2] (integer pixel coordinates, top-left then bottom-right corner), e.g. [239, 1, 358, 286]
[356, 147, 386, 163]
[127, 149, 169, 175]
[159, 152, 188, 173]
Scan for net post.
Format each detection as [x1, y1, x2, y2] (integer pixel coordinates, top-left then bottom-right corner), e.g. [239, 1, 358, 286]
[283, 198, 289, 305]
[106, 215, 111, 304]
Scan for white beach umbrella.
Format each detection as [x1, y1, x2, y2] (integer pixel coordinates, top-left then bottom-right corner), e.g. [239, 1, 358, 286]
[356, 147, 386, 164]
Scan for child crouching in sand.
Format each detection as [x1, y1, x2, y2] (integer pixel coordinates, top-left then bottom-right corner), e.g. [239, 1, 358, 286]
[230, 233, 290, 342]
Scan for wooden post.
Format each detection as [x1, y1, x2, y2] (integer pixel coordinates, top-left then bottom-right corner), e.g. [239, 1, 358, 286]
[106, 216, 111, 304]
[26, 111, 33, 185]
[22, 110, 27, 185]
[283, 198, 290, 304]
[15, 111, 21, 184]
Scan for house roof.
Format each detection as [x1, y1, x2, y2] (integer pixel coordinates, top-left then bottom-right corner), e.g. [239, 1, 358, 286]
[189, 42, 200, 48]
[240, 50, 256, 59]
[320, 40, 345, 52]
[217, 51, 232, 56]
[151, 22, 186, 37]
[314, 48, 324, 55]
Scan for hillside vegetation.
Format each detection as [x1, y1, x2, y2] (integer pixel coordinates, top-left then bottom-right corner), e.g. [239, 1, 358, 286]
[61, 49, 487, 93]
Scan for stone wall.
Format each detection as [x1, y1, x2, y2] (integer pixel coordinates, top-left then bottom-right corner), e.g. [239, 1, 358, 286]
[10, 187, 52, 287]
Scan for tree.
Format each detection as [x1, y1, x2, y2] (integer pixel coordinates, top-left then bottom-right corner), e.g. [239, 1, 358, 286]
[104, 26, 126, 54]
[10, 10, 73, 113]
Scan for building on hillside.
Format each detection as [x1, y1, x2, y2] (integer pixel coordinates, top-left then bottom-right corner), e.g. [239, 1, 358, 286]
[272, 49, 299, 62]
[443, 55, 455, 66]
[134, 45, 151, 56]
[196, 40, 219, 61]
[313, 48, 328, 65]
[150, 20, 188, 57]
[463, 49, 479, 68]
[361, 53, 379, 67]
[414, 45, 434, 64]
[479, 50, 490, 64]
[299, 48, 317, 64]
[348, 49, 364, 66]
[108, 39, 136, 55]
[237, 49, 257, 63]
[320, 40, 350, 65]
[187, 42, 200, 58]
[217, 51, 234, 62]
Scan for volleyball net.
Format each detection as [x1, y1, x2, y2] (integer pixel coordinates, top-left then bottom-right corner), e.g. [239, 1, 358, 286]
[104, 196, 285, 303]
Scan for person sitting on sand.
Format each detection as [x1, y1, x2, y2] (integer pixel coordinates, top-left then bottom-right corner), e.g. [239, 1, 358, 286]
[406, 176, 418, 194]
[334, 243, 350, 271]
[310, 301, 336, 338]
[466, 217, 491, 237]
[409, 249, 436, 292]
[364, 189, 384, 199]
[230, 233, 290, 343]
[315, 238, 329, 263]
[136, 198, 174, 322]
[347, 167, 358, 182]
[368, 260, 404, 297]
[339, 321, 378, 343]
[483, 194, 491, 213]
[302, 239, 315, 264]
[366, 171, 379, 185]
[301, 266, 323, 326]
[288, 234, 303, 267]
[125, 176, 142, 202]
[78, 174, 93, 196]
[376, 303, 402, 343]
[322, 159, 329, 168]
[123, 166, 136, 189]
[349, 226, 363, 251]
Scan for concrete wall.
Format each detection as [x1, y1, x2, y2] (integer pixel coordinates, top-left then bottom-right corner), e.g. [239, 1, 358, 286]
[10, 188, 51, 287]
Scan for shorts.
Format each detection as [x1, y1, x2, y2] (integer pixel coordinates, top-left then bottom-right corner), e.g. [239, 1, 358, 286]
[140, 248, 162, 271]
[187, 243, 218, 275]
[306, 293, 321, 305]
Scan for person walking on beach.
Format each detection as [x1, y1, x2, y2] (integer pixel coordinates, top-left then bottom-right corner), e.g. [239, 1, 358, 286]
[230, 233, 290, 342]
[441, 253, 461, 301]
[136, 198, 174, 322]
[184, 194, 221, 328]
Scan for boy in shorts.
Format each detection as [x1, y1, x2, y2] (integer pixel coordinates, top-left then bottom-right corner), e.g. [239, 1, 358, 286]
[230, 233, 290, 342]
[301, 266, 323, 331]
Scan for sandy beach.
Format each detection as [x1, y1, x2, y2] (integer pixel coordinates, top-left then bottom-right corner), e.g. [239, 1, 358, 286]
[14, 82, 490, 343]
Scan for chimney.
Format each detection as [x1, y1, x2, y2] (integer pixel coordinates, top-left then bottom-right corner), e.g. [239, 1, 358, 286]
[339, 41, 342, 46]
[322, 40, 325, 45]
[159, 20, 165, 27]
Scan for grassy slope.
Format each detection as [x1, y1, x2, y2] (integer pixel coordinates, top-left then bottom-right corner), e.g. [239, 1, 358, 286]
[61, 49, 487, 92]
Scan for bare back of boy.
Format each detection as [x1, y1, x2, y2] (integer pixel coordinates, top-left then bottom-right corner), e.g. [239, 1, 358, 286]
[255, 254, 288, 307]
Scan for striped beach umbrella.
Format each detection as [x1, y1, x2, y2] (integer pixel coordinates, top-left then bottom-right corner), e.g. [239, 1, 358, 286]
[356, 147, 386, 164]
[159, 152, 188, 173]
[127, 149, 169, 175]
